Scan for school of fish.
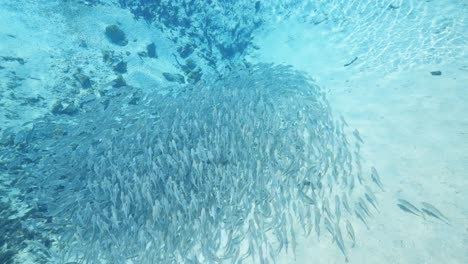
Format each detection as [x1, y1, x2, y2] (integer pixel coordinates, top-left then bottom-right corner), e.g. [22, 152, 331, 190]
[14, 64, 383, 263]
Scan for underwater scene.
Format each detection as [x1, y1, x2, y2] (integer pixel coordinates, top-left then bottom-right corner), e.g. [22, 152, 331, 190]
[0, 0, 467, 263]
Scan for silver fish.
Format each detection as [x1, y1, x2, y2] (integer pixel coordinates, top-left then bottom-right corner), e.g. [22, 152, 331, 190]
[397, 199, 421, 216]
[342, 193, 351, 213]
[314, 206, 321, 239]
[345, 220, 356, 247]
[371, 166, 384, 191]
[421, 202, 450, 224]
[335, 195, 341, 222]
[355, 207, 369, 230]
[335, 223, 349, 262]
[364, 185, 379, 211]
[353, 129, 364, 143]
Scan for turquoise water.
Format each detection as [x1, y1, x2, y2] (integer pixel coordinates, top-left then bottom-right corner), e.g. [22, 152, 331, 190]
[0, 1, 467, 263]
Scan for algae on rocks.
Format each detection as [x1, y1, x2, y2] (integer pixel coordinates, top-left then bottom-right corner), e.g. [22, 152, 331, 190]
[105, 25, 128, 46]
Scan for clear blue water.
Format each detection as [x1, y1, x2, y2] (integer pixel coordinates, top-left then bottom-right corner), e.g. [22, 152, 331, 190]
[0, 1, 467, 263]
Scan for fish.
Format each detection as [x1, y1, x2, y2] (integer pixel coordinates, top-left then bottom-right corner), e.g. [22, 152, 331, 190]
[322, 197, 333, 220]
[364, 185, 379, 211]
[397, 199, 421, 216]
[421, 202, 450, 224]
[324, 217, 335, 239]
[353, 129, 364, 143]
[342, 193, 352, 213]
[335, 195, 342, 222]
[314, 206, 321, 239]
[299, 187, 316, 205]
[355, 207, 369, 230]
[370, 167, 384, 191]
[12, 64, 373, 263]
[358, 198, 371, 217]
[345, 220, 356, 247]
[334, 223, 349, 262]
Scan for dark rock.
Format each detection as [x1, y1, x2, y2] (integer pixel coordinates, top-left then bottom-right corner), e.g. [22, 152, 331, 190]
[0, 56, 26, 65]
[79, 40, 88, 48]
[79, 93, 97, 108]
[128, 90, 142, 105]
[105, 25, 128, 46]
[147, 43, 158, 58]
[430, 71, 442, 76]
[113, 61, 127, 74]
[177, 44, 195, 59]
[62, 103, 79, 115]
[73, 71, 92, 89]
[187, 68, 202, 84]
[112, 75, 127, 88]
[181, 59, 197, 74]
[163, 72, 185, 84]
[137, 51, 148, 57]
[51, 101, 78, 115]
[219, 44, 236, 59]
[255, 1, 261, 13]
[102, 50, 115, 64]
[51, 101, 64, 115]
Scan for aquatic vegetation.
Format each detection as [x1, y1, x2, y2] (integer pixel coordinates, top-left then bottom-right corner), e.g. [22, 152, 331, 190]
[12, 64, 378, 263]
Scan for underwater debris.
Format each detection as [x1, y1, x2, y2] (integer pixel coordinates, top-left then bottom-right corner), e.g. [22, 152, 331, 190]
[430, 71, 442, 76]
[11, 64, 377, 263]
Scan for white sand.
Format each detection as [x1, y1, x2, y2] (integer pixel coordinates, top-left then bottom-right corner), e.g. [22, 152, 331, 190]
[247, 10, 468, 264]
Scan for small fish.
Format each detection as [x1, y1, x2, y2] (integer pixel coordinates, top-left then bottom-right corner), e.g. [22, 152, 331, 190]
[421, 202, 450, 224]
[342, 193, 351, 213]
[355, 207, 369, 230]
[334, 223, 349, 262]
[324, 217, 335, 238]
[335, 195, 341, 222]
[370, 167, 384, 191]
[345, 220, 356, 247]
[364, 185, 379, 211]
[340, 115, 349, 127]
[314, 206, 321, 239]
[358, 198, 371, 217]
[353, 129, 364, 143]
[397, 199, 421, 216]
[322, 198, 333, 219]
[299, 188, 316, 205]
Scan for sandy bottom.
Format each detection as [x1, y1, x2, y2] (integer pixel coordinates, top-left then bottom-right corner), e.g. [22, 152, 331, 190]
[248, 17, 468, 264]
[1, 1, 467, 264]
